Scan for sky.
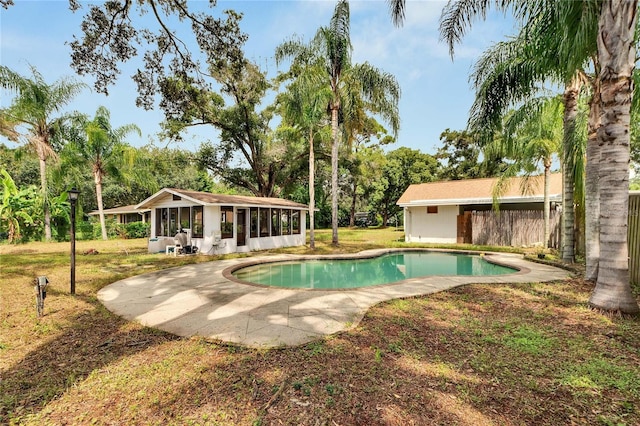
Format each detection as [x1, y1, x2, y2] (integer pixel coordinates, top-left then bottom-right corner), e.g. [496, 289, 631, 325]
[0, 0, 516, 156]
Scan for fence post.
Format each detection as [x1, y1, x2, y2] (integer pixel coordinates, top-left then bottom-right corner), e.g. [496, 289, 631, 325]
[629, 193, 639, 286]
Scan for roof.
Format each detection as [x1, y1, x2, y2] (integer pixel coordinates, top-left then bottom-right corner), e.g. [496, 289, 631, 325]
[397, 173, 563, 207]
[88, 204, 150, 216]
[136, 188, 309, 210]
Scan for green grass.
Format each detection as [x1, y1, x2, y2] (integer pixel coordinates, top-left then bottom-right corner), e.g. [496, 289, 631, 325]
[501, 325, 556, 355]
[1, 229, 639, 425]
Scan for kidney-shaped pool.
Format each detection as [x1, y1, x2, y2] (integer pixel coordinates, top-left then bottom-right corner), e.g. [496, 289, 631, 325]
[230, 251, 518, 290]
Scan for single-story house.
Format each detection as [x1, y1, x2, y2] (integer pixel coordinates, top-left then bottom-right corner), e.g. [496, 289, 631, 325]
[88, 205, 151, 224]
[397, 173, 563, 245]
[136, 188, 309, 254]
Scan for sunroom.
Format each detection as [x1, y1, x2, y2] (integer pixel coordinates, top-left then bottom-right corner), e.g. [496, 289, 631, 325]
[135, 188, 309, 255]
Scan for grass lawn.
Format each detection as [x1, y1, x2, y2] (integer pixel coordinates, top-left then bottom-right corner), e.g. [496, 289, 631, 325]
[1, 229, 639, 425]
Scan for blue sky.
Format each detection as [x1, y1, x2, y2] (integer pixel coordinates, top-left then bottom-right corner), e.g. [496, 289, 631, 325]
[1, 0, 515, 155]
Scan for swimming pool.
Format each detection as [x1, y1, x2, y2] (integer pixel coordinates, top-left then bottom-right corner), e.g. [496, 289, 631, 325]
[231, 251, 518, 289]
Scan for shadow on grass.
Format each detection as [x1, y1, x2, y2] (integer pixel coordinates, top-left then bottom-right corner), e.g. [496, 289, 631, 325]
[2, 280, 639, 425]
[62, 282, 633, 425]
[0, 294, 180, 423]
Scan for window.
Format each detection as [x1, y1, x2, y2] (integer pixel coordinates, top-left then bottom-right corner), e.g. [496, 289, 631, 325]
[155, 206, 202, 237]
[155, 208, 165, 236]
[172, 194, 181, 201]
[281, 210, 290, 235]
[250, 207, 258, 238]
[179, 207, 191, 230]
[192, 206, 203, 238]
[221, 206, 234, 239]
[260, 208, 270, 237]
[169, 208, 179, 235]
[271, 208, 281, 236]
[292, 210, 300, 234]
[427, 206, 438, 214]
[123, 213, 140, 224]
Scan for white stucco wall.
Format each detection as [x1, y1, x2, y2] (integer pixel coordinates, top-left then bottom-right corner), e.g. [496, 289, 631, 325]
[404, 205, 458, 244]
[197, 205, 223, 254]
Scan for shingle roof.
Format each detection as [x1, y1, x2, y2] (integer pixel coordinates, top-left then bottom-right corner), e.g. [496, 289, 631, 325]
[173, 189, 309, 209]
[137, 188, 309, 210]
[397, 173, 563, 206]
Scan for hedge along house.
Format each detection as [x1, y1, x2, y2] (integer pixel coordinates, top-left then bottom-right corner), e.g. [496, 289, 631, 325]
[88, 205, 151, 224]
[136, 188, 309, 255]
[397, 174, 563, 247]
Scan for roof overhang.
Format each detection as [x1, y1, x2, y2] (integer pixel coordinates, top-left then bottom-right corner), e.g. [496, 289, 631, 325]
[88, 207, 151, 215]
[136, 188, 309, 210]
[213, 202, 310, 210]
[398, 194, 563, 207]
[135, 188, 206, 210]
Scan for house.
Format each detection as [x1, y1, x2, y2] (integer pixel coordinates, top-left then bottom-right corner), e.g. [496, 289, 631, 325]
[397, 174, 563, 246]
[88, 205, 151, 224]
[136, 188, 309, 254]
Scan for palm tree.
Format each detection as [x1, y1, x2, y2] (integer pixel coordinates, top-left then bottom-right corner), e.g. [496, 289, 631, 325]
[276, 64, 333, 249]
[588, 0, 639, 313]
[453, 2, 595, 263]
[470, 40, 591, 261]
[63, 106, 141, 240]
[277, 0, 400, 245]
[0, 65, 86, 241]
[491, 97, 563, 248]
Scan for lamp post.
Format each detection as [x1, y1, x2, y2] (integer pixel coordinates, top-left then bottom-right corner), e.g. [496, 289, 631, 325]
[67, 187, 80, 294]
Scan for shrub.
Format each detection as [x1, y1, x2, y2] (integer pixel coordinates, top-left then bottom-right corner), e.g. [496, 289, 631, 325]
[124, 222, 150, 239]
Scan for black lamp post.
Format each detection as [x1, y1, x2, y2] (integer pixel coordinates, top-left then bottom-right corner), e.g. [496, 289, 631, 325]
[68, 187, 80, 294]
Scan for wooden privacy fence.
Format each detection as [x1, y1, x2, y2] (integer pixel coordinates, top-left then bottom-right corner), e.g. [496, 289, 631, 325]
[472, 210, 561, 248]
[630, 193, 639, 286]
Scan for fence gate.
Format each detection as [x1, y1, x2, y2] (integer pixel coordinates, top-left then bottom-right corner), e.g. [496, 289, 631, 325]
[457, 211, 472, 244]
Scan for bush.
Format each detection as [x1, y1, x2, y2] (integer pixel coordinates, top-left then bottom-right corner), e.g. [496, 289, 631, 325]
[77, 221, 94, 241]
[80, 218, 150, 240]
[123, 222, 150, 239]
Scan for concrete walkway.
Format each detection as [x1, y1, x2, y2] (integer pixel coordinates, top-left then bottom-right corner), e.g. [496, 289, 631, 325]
[97, 249, 571, 349]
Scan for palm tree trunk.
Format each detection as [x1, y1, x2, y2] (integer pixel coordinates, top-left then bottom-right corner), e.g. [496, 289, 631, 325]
[585, 79, 601, 281]
[331, 104, 339, 245]
[38, 154, 51, 242]
[308, 129, 315, 250]
[95, 171, 108, 241]
[589, 0, 639, 314]
[350, 181, 357, 227]
[543, 159, 551, 249]
[562, 79, 580, 262]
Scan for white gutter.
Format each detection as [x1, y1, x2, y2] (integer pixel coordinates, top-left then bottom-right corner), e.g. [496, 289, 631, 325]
[397, 194, 562, 207]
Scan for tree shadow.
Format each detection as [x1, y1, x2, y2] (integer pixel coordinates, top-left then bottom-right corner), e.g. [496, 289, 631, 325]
[0, 294, 180, 422]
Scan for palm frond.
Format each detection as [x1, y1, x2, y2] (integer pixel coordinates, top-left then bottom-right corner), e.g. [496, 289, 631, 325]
[387, 0, 406, 27]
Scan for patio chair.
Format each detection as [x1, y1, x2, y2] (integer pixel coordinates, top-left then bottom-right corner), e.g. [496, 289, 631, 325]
[208, 231, 225, 254]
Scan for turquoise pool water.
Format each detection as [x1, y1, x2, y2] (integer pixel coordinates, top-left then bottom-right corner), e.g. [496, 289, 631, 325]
[232, 251, 517, 289]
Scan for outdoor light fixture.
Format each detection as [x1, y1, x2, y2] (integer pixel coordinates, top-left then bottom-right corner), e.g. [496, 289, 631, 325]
[67, 187, 80, 294]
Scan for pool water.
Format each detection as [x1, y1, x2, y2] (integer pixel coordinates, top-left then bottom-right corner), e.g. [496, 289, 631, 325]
[232, 251, 517, 289]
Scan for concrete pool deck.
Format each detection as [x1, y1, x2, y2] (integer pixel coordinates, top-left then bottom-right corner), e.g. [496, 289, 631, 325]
[97, 249, 572, 349]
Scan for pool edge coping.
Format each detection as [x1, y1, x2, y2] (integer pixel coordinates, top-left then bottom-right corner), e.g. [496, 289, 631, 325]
[221, 248, 531, 291]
